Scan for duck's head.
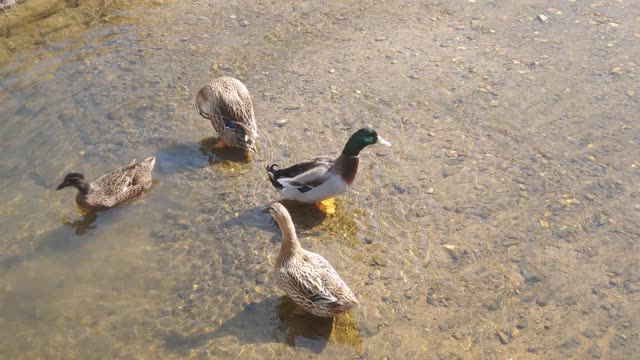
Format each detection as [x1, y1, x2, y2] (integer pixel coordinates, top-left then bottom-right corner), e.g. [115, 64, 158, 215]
[224, 123, 258, 154]
[264, 202, 290, 220]
[56, 173, 89, 194]
[342, 128, 391, 156]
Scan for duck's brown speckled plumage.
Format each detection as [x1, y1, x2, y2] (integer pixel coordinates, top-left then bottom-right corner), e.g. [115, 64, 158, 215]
[268, 202, 358, 317]
[56, 156, 155, 211]
[195, 77, 258, 152]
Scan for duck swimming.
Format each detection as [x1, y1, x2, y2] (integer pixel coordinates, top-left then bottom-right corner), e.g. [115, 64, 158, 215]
[56, 156, 155, 211]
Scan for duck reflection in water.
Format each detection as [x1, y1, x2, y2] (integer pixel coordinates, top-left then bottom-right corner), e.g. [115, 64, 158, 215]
[62, 211, 97, 236]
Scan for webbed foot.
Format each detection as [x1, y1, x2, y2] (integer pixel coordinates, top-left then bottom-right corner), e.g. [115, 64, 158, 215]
[316, 198, 336, 214]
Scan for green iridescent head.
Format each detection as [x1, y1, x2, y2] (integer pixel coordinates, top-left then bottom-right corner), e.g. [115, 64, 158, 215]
[341, 128, 391, 156]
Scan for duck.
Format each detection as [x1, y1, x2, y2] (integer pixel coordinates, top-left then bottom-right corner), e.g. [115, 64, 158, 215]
[266, 202, 359, 317]
[195, 76, 258, 153]
[266, 127, 391, 213]
[56, 156, 156, 211]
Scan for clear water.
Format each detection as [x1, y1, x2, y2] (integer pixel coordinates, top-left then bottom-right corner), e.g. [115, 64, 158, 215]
[0, 0, 638, 358]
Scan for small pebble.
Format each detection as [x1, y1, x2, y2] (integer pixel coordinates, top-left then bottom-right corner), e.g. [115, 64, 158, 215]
[274, 118, 288, 126]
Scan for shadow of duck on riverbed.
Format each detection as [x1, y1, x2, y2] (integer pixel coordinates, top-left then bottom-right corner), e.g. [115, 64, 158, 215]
[164, 295, 362, 354]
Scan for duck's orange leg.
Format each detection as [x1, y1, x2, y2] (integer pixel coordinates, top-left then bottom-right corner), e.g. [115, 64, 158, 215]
[213, 139, 227, 148]
[316, 198, 337, 214]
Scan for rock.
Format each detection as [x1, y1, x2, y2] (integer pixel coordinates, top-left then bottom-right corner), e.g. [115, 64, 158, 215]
[443, 165, 460, 177]
[587, 346, 602, 359]
[443, 245, 461, 263]
[517, 319, 528, 330]
[624, 281, 640, 293]
[609, 334, 627, 349]
[221, 255, 234, 266]
[610, 67, 623, 76]
[502, 238, 519, 247]
[536, 292, 549, 307]
[537, 14, 549, 22]
[496, 330, 510, 344]
[274, 118, 288, 127]
[445, 158, 465, 165]
[455, 207, 489, 220]
[551, 225, 572, 240]
[519, 262, 544, 283]
[559, 338, 580, 353]
[370, 258, 390, 267]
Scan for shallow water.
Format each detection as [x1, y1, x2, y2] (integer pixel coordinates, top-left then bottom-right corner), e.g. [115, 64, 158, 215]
[1, 0, 639, 358]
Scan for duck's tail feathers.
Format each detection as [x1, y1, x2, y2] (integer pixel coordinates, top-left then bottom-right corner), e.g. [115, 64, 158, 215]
[266, 164, 283, 190]
[143, 156, 157, 170]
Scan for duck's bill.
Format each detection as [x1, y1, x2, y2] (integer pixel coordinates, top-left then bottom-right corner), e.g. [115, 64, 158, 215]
[377, 136, 392, 146]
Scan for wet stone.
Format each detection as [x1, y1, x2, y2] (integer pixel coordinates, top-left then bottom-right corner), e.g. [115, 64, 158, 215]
[392, 182, 408, 194]
[587, 346, 602, 359]
[221, 255, 235, 266]
[496, 330, 510, 344]
[445, 158, 464, 165]
[370, 258, 389, 267]
[536, 292, 550, 307]
[455, 207, 490, 220]
[551, 225, 572, 240]
[559, 338, 580, 353]
[513, 319, 527, 330]
[255, 275, 267, 285]
[609, 334, 627, 349]
[443, 165, 460, 177]
[624, 281, 640, 293]
[502, 238, 519, 247]
[519, 262, 544, 283]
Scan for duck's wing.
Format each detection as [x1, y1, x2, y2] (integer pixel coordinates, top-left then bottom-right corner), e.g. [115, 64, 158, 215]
[282, 264, 342, 308]
[92, 157, 155, 197]
[217, 84, 255, 131]
[268, 156, 334, 193]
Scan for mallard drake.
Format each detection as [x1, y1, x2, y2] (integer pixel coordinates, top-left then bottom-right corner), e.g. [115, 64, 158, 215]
[56, 156, 156, 211]
[266, 128, 391, 212]
[266, 202, 358, 317]
[195, 76, 258, 153]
